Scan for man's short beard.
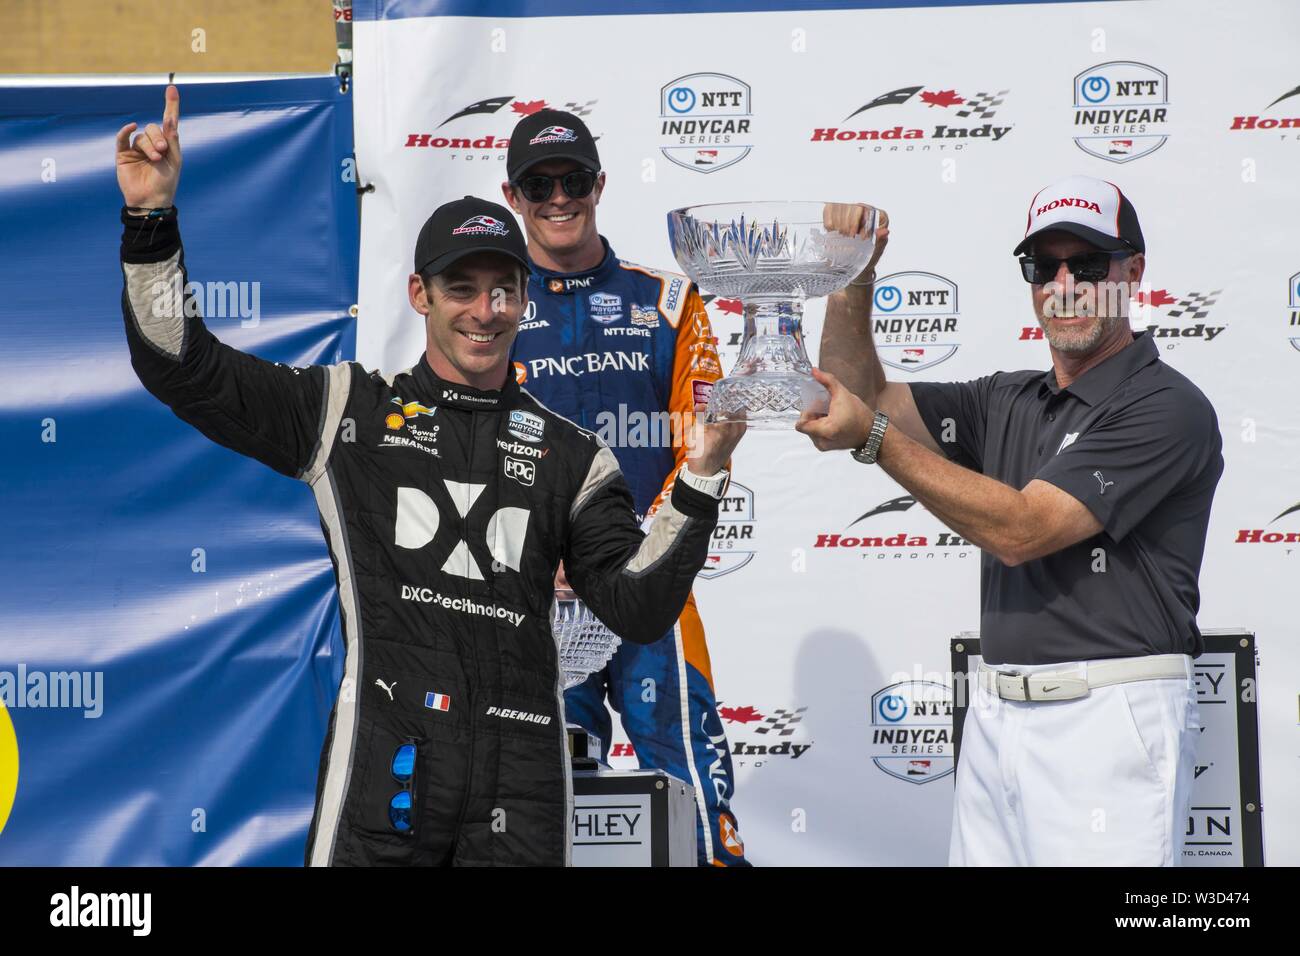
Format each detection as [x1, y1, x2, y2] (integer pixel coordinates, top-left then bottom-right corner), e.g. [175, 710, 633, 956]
[1040, 311, 1125, 355]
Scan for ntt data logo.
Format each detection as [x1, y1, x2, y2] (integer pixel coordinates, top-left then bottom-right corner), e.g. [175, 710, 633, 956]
[872, 271, 961, 372]
[1073, 61, 1170, 163]
[868, 681, 955, 785]
[659, 72, 753, 173]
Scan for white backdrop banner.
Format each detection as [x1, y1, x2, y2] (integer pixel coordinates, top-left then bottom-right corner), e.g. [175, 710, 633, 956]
[352, 0, 1300, 865]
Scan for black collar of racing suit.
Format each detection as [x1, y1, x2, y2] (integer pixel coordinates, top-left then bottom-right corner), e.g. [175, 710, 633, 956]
[530, 236, 620, 295]
[411, 355, 520, 412]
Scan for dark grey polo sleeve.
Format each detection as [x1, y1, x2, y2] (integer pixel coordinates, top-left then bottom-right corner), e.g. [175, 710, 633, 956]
[1033, 387, 1223, 542]
[908, 374, 1000, 471]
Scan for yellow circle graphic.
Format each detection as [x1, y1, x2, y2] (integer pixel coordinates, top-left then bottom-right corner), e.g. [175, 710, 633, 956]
[0, 704, 17, 836]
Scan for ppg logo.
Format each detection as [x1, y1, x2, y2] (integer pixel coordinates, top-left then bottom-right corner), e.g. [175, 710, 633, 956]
[874, 285, 903, 312]
[877, 694, 908, 723]
[1080, 75, 1110, 103]
[668, 86, 696, 113]
[504, 456, 535, 487]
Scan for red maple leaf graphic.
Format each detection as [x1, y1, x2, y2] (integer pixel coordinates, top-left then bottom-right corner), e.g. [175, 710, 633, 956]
[715, 298, 743, 316]
[720, 705, 765, 724]
[1136, 288, 1176, 308]
[511, 99, 547, 116]
[919, 89, 964, 108]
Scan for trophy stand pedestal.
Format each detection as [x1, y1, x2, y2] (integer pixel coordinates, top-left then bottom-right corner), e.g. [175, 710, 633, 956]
[566, 723, 602, 771]
[571, 767, 699, 867]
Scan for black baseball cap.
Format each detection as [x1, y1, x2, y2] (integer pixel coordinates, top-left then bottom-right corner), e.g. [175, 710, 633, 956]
[506, 109, 601, 182]
[1013, 175, 1145, 256]
[413, 196, 531, 277]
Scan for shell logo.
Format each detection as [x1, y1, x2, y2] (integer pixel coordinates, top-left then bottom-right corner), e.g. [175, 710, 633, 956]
[0, 704, 18, 836]
[387, 398, 436, 430]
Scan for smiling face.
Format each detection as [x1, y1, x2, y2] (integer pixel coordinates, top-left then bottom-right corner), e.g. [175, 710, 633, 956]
[1029, 231, 1145, 356]
[502, 159, 605, 269]
[408, 251, 526, 390]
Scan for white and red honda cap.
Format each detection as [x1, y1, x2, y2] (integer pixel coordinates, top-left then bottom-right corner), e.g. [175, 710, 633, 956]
[1013, 175, 1145, 256]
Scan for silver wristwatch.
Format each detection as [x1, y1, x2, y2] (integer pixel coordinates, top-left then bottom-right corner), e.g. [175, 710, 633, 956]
[678, 466, 729, 499]
[850, 411, 890, 465]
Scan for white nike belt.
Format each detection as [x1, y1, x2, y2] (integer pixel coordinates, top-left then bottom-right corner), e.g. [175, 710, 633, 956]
[977, 654, 1192, 703]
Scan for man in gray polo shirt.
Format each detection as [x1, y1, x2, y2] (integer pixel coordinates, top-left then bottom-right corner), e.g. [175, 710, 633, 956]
[802, 176, 1223, 866]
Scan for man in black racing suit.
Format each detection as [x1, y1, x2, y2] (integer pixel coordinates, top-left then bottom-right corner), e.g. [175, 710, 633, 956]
[115, 85, 744, 866]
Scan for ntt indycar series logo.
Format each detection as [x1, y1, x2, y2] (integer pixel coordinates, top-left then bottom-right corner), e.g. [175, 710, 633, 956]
[1290, 271, 1300, 352]
[659, 72, 754, 173]
[869, 681, 954, 785]
[812, 84, 1013, 152]
[1073, 61, 1170, 163]
[701, 481, 756, 579]
[872, 271, 961, 372]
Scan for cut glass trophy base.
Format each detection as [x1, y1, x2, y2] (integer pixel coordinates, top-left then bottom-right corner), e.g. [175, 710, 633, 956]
[705, 372, 831, 429]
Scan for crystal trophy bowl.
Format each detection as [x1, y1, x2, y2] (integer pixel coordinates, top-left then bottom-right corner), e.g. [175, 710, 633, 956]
[552, 592, 622, 690]
[667, 201, 880, 427]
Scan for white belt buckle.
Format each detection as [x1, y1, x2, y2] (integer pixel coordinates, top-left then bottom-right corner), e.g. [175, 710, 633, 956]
[993, 669, 1088, 702]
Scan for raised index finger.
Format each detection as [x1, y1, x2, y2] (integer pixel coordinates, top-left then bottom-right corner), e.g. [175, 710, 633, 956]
[163, 84, 180, 133]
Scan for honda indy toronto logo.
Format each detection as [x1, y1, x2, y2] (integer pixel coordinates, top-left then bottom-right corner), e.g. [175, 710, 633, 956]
[659, 72, 753, 173]
[812, 84, 1013, 153]
[1235, 499, 1300, 549]
[701, 481, 757, 579]
[1073, 61, 1170, 163]
[1229, 82, 1300, 141]
[1131, 286, 1227, 347]
[814, 495, 974, 560]
[1017, 285, 1228, 347]
[872, 272, 961, 372]
[719, 703, 813, 768]
[452, 215, 508, 237]
[404, 94, 597, 162]
[869, 681, 954, 784]
[529, 124, 577, 145]
[394, 483, 530, 581]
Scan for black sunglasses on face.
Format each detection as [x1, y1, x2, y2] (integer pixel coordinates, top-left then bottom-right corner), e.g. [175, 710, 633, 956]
[514, 170, 598, 204]
[1019, 249, 1133, 284]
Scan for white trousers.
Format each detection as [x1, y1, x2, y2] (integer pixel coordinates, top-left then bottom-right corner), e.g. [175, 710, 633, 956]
[950, 656, 1200, 866]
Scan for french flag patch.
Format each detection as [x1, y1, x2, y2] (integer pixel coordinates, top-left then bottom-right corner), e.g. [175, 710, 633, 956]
[425, 691, 451, 712]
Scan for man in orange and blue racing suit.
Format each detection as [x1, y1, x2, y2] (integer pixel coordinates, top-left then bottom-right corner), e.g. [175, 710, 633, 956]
[503, 109, 747, 866]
